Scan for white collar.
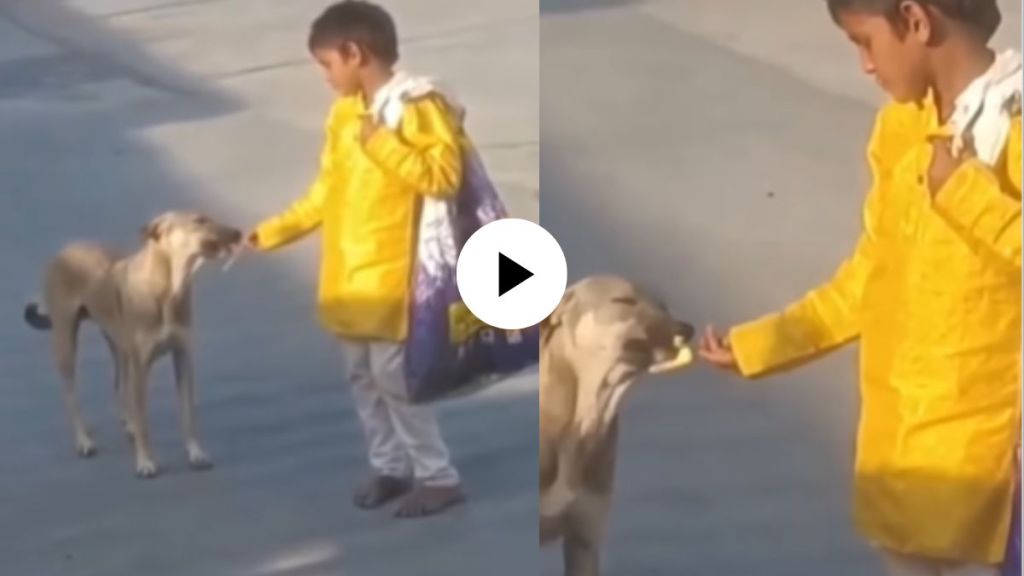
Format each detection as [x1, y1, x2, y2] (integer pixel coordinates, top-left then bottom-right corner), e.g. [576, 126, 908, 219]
[946, 49, 1022, 163]
[367, 70, 464, 128]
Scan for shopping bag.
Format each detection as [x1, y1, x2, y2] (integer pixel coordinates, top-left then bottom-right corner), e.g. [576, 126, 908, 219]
[403, 146, 539, 403]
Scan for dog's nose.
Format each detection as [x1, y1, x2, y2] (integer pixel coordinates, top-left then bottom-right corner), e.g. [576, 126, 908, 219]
[676, 321, 695, 343]
[227, 228, 242, 244]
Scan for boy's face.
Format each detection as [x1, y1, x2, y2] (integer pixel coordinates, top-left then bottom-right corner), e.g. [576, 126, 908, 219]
[836, 4, 933, 103]
[312, 44, 363, 96]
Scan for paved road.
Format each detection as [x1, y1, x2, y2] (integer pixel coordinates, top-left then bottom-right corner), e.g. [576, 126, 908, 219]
[0, 1, 537, 575]
[540, 1, 1020, 575]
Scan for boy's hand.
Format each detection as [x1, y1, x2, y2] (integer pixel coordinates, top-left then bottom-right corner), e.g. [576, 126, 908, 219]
[359, 114, 380, 144]
[245, 230, 260, 250]
[928, 135, 973, 196]
[698, 325, 739, 372]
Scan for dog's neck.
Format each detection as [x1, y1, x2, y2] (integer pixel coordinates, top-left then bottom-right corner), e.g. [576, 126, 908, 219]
[131, 241, 198, 304]
[574, 365, 632, 441]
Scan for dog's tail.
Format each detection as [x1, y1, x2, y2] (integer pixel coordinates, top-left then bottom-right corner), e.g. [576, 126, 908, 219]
[24, 303, 53, 331]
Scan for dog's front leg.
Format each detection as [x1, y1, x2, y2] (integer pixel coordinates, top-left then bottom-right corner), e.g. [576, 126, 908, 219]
[172, 345, 211, 470]
[563, 495, 610, 576]
[105, 337, 134, 440]
[563, 524, 601, 576]
[126, 355, 158, 478]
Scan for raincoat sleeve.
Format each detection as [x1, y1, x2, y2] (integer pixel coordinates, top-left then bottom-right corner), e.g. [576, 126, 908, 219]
[361, 94, 463, 198]
[254, 103, 341, 251]
[930, 117, 1021, 270]
[727, 110, 891, 378]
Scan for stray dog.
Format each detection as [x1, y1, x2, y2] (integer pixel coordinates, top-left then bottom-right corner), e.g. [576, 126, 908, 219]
[24, 211, 242, 478]
[540, 276, 695, 576]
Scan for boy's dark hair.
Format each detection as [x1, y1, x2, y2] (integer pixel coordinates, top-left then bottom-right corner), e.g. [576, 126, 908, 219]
[826, 0, 1001, 41]
[308, 1, 399, 66]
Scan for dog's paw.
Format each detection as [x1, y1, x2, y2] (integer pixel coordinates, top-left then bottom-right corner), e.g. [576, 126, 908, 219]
[135, 459, 159, 479]
[76, 437, 97, 458]
[187, 447, 213, 471]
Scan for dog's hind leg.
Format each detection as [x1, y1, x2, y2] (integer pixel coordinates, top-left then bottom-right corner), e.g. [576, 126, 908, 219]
[172, 346, 211, 470]
[52, 310, 95, 458]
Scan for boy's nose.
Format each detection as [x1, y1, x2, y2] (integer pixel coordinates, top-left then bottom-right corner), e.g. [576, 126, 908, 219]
[858, 51, 876, 75]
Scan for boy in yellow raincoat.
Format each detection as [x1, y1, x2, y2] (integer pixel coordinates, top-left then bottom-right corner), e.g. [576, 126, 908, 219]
[247, 1, 467, 517]
[701, 1, 1021, 574]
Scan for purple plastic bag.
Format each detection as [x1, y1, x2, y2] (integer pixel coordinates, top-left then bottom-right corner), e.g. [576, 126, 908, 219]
[1002, 473, 1021, 576]
[403, 147, 539, 403]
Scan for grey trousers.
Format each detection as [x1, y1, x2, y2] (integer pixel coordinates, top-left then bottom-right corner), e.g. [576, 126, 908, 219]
[880, 549, 999, 576]
[339, 339, 460, 487]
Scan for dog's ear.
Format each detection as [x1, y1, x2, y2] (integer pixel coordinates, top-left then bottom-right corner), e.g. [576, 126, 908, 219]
[140, 219, 163, 241]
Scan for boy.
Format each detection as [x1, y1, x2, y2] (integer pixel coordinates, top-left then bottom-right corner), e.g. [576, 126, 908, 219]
[248, 0, 466, 518]
[701, 1, 1020, 574]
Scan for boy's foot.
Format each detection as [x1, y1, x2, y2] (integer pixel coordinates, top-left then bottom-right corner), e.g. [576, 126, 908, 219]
[353, 475, 412, 509]
[394, 484, 466, 518]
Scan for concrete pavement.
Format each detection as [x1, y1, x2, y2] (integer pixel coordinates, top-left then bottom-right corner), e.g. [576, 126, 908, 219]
[540, 1, 1020, 575]
[0, 1, 536, 575]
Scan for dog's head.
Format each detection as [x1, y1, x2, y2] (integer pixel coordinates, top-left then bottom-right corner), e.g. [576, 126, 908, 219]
[542, 276, 695, 435]
[544, 276, 695, 379]
[141, 211, 242, 262]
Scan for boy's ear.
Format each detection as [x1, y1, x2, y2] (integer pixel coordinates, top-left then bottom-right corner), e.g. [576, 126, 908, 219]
[340, 41, 364, 64]
[899, 0, 934, 41]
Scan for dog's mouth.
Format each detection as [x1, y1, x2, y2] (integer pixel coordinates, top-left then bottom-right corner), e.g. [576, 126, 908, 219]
[638, 321, 696, 375]
[647, 338, 694, 374]
[200, 228, 243, 259]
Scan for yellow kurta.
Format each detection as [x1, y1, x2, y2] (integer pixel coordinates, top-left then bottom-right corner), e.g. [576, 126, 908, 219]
[255, 93, 464, 341]
[730, 100, 1022, 563]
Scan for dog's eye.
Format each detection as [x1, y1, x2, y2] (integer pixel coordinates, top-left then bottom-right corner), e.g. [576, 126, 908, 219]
[611, 297, 637, 306]
[194, 216, 209, 225]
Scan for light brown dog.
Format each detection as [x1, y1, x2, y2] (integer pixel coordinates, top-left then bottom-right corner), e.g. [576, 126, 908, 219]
[24, 211, 241, 478]
[540, 276, 695, 576]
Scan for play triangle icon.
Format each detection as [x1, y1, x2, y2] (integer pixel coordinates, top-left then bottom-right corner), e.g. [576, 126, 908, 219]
[498, 252, 534, 296]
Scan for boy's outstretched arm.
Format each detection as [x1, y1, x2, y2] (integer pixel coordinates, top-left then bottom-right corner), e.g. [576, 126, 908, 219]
[360, 94, 462, 198]
[252, 105, 341, 250]
[727, 232, 873, 378]
[929, 116, 1021, 270]
[724, 109, 895, 379]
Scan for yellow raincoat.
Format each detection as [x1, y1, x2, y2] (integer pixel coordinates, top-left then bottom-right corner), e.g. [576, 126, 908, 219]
[254, 93, 464, 341]
[730, 100, 1021, 563]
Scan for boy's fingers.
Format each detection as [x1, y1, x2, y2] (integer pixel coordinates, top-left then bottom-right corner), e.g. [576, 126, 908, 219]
[697, 333, 711, 351]
[703, 325, 716, 347]
[707, 325, 724, 351]
[700, 337, 719, 357]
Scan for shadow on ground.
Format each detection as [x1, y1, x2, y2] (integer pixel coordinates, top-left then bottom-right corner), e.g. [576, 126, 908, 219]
[540, 0, 641, 16]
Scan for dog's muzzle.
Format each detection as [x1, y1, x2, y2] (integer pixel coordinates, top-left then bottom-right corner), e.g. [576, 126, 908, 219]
[201, 228, 243, 257]
[647, 321, 696, 374]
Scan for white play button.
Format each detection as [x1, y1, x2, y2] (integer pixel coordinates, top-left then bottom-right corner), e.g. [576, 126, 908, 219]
[456, 218, 567, 330]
